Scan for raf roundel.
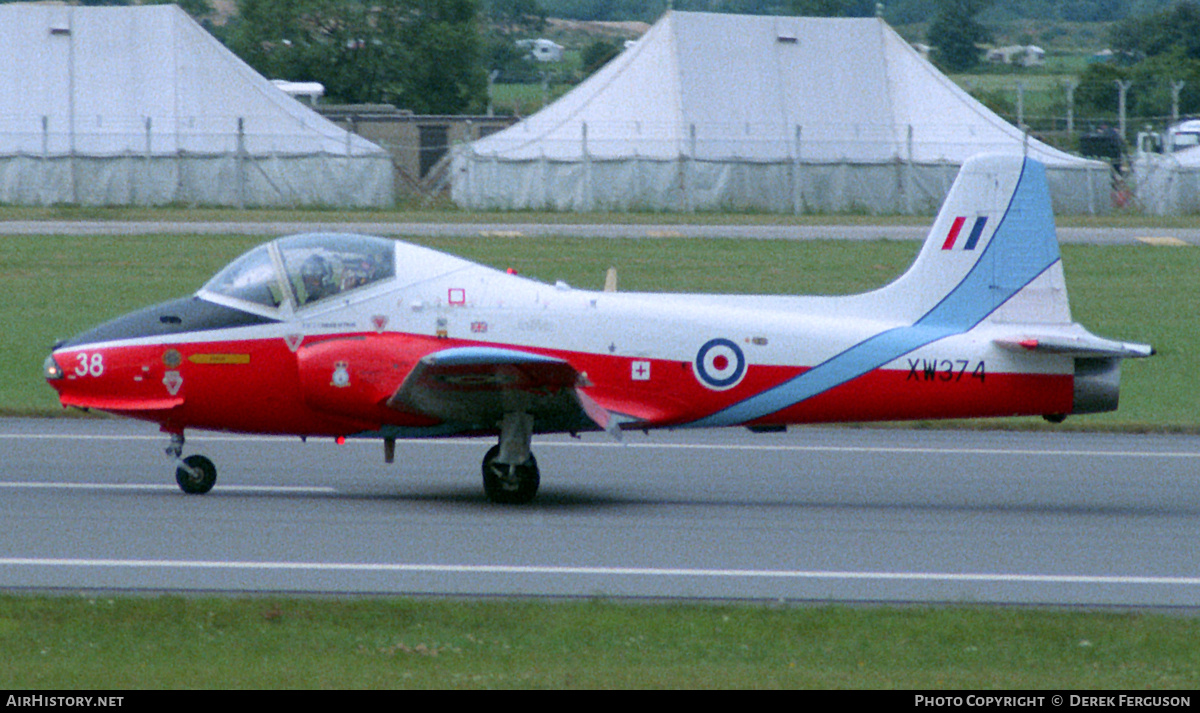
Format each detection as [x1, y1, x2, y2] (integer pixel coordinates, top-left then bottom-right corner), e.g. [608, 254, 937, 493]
[693, 338, 747, 391]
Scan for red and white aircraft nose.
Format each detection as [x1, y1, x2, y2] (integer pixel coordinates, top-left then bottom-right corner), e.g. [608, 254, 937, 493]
[46, 344, 185, 413]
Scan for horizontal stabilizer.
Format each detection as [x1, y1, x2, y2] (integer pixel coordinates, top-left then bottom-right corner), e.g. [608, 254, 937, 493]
[994, 334, 1155, 359]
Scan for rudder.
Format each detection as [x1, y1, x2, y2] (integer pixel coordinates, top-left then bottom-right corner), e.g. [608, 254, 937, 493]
[881, 153, 1069, 328]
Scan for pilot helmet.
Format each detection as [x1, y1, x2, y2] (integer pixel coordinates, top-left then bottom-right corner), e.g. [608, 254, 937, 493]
[300, 254, 334, 299]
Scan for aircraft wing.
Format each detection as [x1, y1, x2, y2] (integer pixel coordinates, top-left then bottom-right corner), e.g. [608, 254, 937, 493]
[994, 334, 1155, 359]
[386, 346, 618, 435]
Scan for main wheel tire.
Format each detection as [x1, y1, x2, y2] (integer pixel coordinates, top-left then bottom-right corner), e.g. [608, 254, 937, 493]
[175, 454, 217, 495]
[481, 445, 540, 504]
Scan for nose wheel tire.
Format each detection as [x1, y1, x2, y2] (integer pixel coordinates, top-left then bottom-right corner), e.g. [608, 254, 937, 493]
[481, 445, 539, 504]
[175, 454, 217, 495]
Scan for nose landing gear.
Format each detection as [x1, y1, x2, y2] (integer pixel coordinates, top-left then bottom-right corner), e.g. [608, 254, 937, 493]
[166, 432, 217, 495]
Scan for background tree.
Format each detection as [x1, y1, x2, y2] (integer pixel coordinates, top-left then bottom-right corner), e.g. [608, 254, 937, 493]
[1075, 1, 1200, 120]
[480, 0, 547, 30]
[1075, 61, 1133, 116]
[225, 0, 486, 114]
[1110, 0, 1200, 60]
[787, 0, 878, 15]
[143, 0, 215, 21]
[581, 38, 622, 76]
[926, 0, 993, 72]
[388, 0, 487, 114]
[480, 0, 547, 83]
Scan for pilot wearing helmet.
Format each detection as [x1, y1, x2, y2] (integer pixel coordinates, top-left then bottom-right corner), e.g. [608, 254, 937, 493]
[300, 254, 336, 304]
[340, 253, 384, 290]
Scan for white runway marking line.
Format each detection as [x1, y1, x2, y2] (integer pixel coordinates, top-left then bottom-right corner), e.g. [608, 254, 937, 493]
[0, 482, 336, 494]
[0, 557, 1198, 588]
[4, 431, 1199, 460]
[572, 442, 1200, 460]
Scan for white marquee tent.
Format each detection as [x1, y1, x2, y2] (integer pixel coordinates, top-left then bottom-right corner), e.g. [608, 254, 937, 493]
[453, 11, 1109, 214]
[0, 3, 393, 207]
[1131, 148, 1200, 215]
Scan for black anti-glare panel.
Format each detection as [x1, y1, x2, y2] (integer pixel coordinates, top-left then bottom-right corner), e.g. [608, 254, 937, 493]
[56, 297, 278, 349]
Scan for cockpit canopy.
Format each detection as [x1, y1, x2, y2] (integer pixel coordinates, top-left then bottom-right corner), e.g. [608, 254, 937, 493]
[201, 234, 396, 312]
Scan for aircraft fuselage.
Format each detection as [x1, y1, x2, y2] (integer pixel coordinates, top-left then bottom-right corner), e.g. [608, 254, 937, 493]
[48, 265, 1074, 440]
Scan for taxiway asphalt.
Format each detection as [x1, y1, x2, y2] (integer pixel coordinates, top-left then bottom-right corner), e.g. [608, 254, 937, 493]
[2, 417, 1198, 607]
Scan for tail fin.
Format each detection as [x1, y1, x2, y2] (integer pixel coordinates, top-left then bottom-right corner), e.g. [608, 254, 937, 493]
[688, 154, 1151, 427]
[894, 154, 1153, 417]
[881, 153, 1070, 328]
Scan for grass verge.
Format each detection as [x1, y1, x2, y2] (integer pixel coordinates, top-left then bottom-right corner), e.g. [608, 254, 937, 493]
[3, 594, 1199, 689]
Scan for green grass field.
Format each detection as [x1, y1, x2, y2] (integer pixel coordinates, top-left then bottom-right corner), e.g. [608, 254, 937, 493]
[3, 595, 1199, 689]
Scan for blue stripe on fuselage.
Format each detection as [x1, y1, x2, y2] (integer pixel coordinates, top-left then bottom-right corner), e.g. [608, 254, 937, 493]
[687, 158, 1061, 428]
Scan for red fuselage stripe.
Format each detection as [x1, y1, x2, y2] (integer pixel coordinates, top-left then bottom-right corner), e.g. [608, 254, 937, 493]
[50, 333, 1074, 437]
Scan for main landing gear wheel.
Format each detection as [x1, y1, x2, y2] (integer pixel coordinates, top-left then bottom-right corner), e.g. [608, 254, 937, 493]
[175, 454, 217, 495]
[481, 445, 540, 505]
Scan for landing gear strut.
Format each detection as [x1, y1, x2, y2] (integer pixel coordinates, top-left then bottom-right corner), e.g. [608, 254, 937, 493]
[481, 412, 540, 504]
[166, 432, 217, 495]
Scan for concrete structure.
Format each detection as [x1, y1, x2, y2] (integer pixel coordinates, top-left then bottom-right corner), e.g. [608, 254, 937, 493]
[319, 107, 517, 198]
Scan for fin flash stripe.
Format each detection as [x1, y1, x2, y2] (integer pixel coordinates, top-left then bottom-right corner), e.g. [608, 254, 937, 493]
[942, 216, 988, 251]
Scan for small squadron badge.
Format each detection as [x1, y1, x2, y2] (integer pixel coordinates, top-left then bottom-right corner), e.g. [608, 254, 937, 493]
[331, 361, 351, 388]
[162, 371, 183, 396]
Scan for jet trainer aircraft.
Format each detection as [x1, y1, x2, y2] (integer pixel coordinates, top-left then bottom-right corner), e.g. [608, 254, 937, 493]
[45, 154, 1153, 503]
